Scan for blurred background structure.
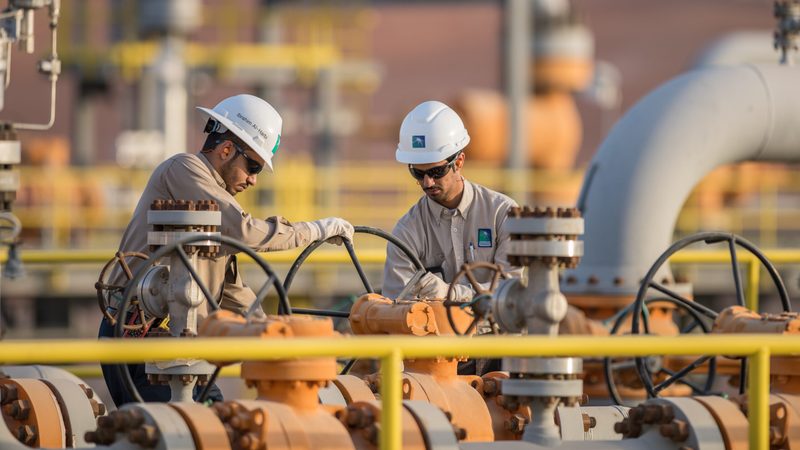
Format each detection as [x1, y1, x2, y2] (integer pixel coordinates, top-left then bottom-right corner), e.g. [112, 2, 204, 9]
[0, 0, 797, 339]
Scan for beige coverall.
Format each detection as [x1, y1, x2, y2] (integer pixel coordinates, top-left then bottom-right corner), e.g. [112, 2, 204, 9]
[382, 180, 523, 300]
[110, 152, 318, 317]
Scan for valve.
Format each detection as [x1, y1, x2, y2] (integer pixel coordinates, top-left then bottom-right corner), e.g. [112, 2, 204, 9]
[775, 0, 800, 65]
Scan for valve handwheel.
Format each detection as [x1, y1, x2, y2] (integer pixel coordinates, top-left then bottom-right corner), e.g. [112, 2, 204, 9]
[605, 231, 791, 405]
[95, 251, 152, 331]
[444, 262, 508, 336]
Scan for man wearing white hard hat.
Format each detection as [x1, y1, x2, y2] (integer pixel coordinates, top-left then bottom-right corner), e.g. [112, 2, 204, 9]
[383, 100, 522, 304]
[99, 94, 353, 406]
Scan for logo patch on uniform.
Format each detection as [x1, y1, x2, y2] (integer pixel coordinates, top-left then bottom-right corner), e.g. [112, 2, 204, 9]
[412, 135, 426, 148]
[477, 228, 492, 247]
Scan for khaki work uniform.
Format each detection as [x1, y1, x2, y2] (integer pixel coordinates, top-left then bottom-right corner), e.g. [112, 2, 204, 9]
[110, 152, 317, 317]
[382, 180, 523, 300]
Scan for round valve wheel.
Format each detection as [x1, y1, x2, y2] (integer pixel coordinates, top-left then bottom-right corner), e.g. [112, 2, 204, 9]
[607, 231, 792, 405]
[603, 296, 718, 406]
[283, 226, 423, 375]
[444, 262, 508, 336]
[283, 225, 425, 317]
[114, 234, 289, 403]
[95, 251, 153, 332]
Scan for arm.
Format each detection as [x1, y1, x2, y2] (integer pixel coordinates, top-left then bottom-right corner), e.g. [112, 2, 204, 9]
[161, 156, 349, 252]
[383, 221, 474, 301]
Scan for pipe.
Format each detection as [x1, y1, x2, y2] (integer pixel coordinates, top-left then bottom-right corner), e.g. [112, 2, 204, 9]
[564, 64, 800, 295]
[693, 31, 777, 67]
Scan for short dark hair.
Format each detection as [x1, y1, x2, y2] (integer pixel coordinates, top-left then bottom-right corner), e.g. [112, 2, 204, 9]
[447, 150, 463, 163]
[201, 130, 246, 153]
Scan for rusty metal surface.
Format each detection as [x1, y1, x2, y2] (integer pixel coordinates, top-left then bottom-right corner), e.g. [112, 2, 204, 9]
[40, 379, 102, 448]
[478, 372, 531, 441]
[214, 400, 275, 450]
[402, 369, 494, 442]
[694, 395, 749, 450]
[0, 378, 65, 448]
[338, 401, 427, 450]
[332, 375, 377, 405]
[350, 294, 437, 336]
[170, 402, 232, 450]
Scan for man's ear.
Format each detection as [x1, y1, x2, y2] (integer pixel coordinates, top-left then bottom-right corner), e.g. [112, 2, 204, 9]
[455, 152, 465, 170]
[217, 140, 234, 160]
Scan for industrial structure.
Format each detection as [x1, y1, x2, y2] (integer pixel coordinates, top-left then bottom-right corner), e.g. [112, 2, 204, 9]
[0, 0, 799, 449]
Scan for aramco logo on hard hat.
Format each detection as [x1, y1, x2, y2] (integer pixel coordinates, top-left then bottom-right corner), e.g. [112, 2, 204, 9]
[412, 135, 426, 149]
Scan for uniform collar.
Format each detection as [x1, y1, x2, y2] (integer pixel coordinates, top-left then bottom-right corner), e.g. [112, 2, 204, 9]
[426, 178, 473, 225]
[198, 152, 227, 190]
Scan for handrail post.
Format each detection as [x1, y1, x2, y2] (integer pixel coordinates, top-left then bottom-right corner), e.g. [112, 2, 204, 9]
[748, 347, 770, 450]
[746, 257, 760, 311]
[380, 348, 403, 450]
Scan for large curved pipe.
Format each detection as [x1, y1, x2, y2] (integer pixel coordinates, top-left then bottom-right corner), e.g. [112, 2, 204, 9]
[563, 64, 800, 295]
[693, 31, 776, 67]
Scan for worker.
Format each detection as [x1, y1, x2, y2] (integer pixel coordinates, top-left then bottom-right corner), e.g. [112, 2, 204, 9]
[382, 100, 523, 302]
[382, 100, 523, 375]
[99, 94, 354, 406]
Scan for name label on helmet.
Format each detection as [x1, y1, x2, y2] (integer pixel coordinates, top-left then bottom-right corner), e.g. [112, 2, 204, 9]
[412, 135, 426, 149]
[478, 228, 492, 248]
[237, 112, 271, 143]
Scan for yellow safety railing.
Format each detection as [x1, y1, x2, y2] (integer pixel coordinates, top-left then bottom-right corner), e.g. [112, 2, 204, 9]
[5, 248, 800, 303]
[0, 334, 797, 450]
[671, 249, 800, 311]
[12, 162, 800, 250]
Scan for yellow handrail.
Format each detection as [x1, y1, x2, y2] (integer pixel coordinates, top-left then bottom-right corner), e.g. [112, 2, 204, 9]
[6, 248, 800, 306]
[0, 334, 796, 450]
[8, 248, 800, 267]
[670, 249, 800, 311]
[13, 163, 800, 250]
[0, 248, 388, 265]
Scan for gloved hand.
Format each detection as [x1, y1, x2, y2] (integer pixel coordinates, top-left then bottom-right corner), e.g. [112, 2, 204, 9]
[310, 217, 354, 246]
[415, 272, 473, 300]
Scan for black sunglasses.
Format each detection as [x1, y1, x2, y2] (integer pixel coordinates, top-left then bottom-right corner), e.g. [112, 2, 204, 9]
[408, 159, 457, 181]
[232, 142, 264, 175]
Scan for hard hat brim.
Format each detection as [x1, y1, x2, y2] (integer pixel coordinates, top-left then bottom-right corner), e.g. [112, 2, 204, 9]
[196, 106, 275, 173]
[395, 136, 469, 165]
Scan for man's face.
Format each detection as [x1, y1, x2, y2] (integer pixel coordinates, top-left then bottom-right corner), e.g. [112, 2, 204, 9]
[409, 152, 465, 205]
[219, 142, 264, 196]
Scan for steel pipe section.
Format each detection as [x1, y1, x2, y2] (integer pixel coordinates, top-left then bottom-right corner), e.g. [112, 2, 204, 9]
[565, 64, 800, 295]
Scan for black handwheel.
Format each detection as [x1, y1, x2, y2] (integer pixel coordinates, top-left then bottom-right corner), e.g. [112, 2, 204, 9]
[283, 225, 424, 318]
[96, 251, 151, 330]
[628, 231, 791, 402]
[444, 262, 508, 336]
[114, 234, 289, 403]
[283, 226, 424, 375]
[603, 296, 719, 406]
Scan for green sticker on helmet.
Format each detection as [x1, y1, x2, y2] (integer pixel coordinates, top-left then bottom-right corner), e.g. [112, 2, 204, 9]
[272, 135, 281, 154]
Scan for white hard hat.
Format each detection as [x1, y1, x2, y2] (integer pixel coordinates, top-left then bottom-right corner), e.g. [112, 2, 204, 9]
[197, 94, 282, 172]
[395, 100, 470, 164]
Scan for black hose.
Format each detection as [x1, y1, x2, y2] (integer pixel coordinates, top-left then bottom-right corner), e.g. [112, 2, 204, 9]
[292, 308, 350, 318]
[340, 358, 357, 375]
[197, 366, 222, 404]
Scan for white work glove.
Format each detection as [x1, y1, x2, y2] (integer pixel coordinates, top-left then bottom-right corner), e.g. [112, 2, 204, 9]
[415, 272, 473, 300]
[309, 217, 354, 246]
